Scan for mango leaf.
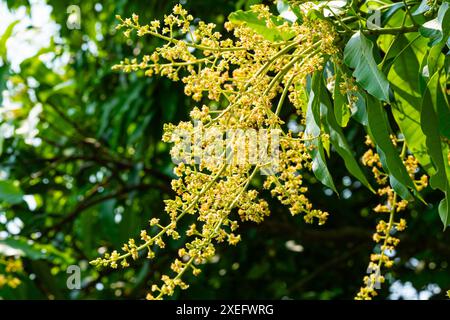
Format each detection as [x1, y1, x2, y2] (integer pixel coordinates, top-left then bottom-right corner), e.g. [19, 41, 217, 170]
[228, 10, 295, 41]
[365, 95, 416, 191]
[419, 2, 450, 47]
[420, 71, 450, 228]
[439, 191, 450, 228]
[0, 65, 9, 105]
[333, 66, 351, 127]
[440, 140, 450, 227]
[318, 75, 375, 192]
[413, 0, 431, 15]
[381, 2, 406, 25]
[0, 20, 19, 59]
[0, 180, 23, 204]
[344, 31, 391, 102]
[352, 91, 369, 126]
[387, 35, 435, 175]
[421, 71, 449, 190]
[389, 175, 414, 201]
[377, 146, 413, 201]
[434, 75, 450, 140]
[305, 74, 337, 193]
[426, 42, 446, 82]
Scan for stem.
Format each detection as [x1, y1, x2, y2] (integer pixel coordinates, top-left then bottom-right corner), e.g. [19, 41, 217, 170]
[275, 72, 296, 116]
[362, 25, 419, 35]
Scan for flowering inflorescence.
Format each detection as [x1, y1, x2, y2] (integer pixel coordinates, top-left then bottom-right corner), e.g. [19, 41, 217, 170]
[91, 4, 338, 299]
[356, 136, 428, 300]
[0, 256, 23, 289]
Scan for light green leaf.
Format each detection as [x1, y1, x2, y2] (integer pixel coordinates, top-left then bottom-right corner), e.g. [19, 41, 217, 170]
[387, 35, 435, 175]
[0, 180, 23, 205]
[333, 66, 351, 127]
[228, 10, 295, 41]
[0, 20, 19, 60]
[344, 31, 391, 102]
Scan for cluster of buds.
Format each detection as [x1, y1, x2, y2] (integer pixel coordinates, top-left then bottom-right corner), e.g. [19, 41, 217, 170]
[356, 136, 429, 300]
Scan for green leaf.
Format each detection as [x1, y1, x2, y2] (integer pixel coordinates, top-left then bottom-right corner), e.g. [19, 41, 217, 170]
[352, 91, 369, 126]
[377, 147, 413, 200]
[439, 190, 450, 228]
[0, 20, 19, 60]
[421, 71, 449, 190]
[386, 35, 435, 175]
[0, 180, 23, 205]
[389, 175, 414, 201]
[381, 2, 406, 25]
[427, 42, 446, 76]
[228, 10, 295, 41]
[365, 95, 416, 192]
[344, 31, 391, 102]
[420, 71, 450, 229]
[434, 74, 450, 140]
[413, 0, 431, 16]
[333, 66, 351, 127]
[305, 74, 337, 193]
[0, 135, 4, 157]
[318, 75, 375, 193]
[419, 2, 450, 47]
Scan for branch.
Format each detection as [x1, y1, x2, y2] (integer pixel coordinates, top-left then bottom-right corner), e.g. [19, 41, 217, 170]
[362, 25, 419, 35]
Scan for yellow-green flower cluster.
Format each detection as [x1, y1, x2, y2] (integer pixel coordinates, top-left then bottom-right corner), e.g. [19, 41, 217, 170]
[0, 257, 23, 289]
[356, 137, 428, 300]
[92, 4, 338, 299]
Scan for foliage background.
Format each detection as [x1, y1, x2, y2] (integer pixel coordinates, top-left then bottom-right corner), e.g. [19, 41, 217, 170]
[0, 0, 449, 299]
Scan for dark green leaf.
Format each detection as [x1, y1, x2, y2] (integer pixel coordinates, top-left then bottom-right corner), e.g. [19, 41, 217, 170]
[419, 2, 450, 47]
[420, 71, 450, 228]
[305, 74, 337, 193]
[344, 31, 391, 102]
[319, 75, 375, 192]
[366, 95, 416, 191]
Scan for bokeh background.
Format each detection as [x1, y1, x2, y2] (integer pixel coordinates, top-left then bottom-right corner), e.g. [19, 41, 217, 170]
[0, 0, 449, 299]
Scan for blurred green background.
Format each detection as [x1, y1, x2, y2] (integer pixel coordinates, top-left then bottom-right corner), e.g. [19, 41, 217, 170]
[0, 0, 449, 300]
